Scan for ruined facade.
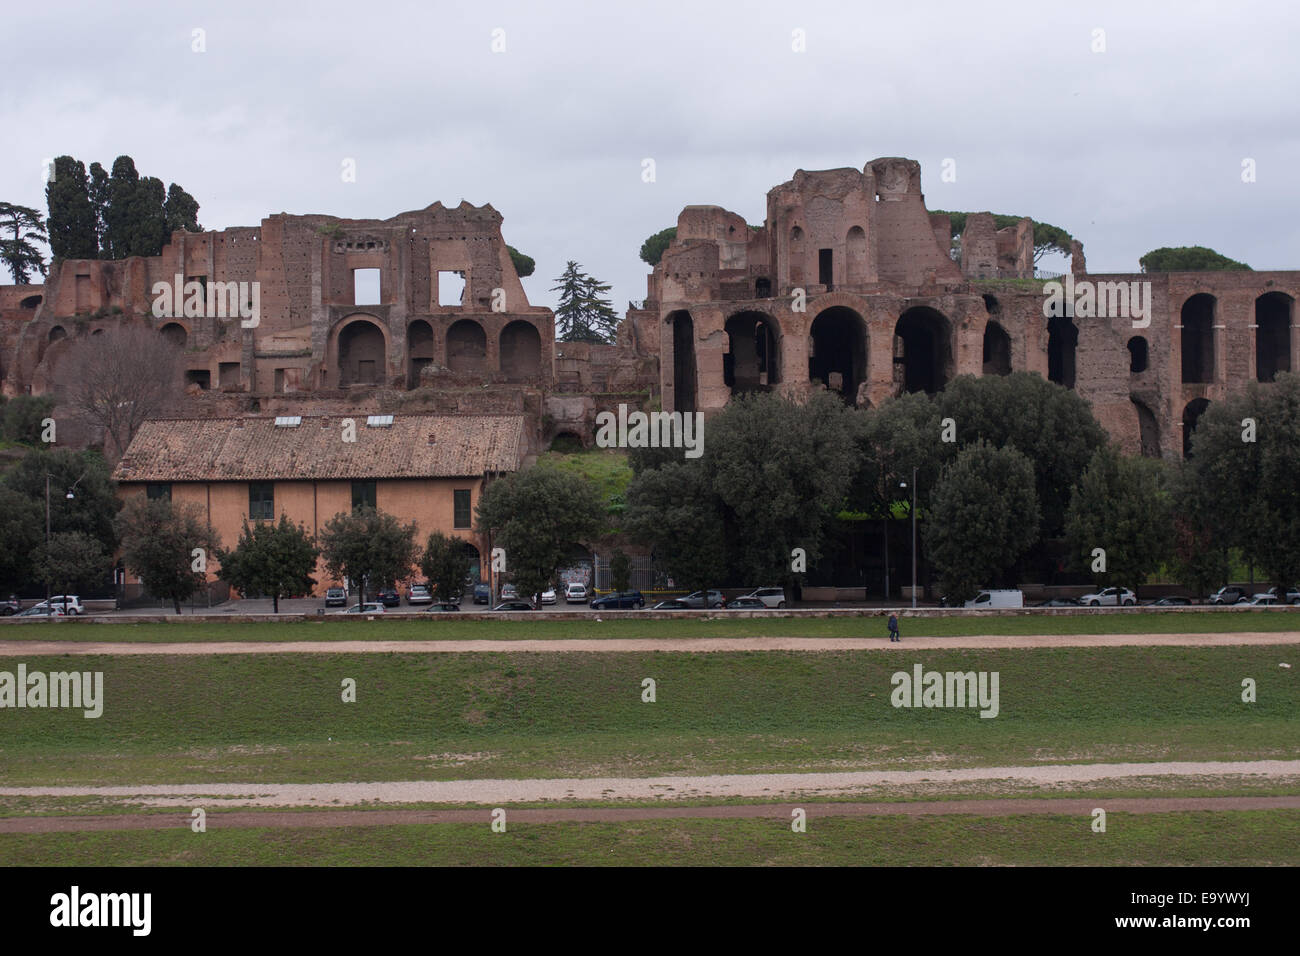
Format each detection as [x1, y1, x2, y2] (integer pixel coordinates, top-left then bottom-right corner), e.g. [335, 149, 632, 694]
[2, 157, 1297, 464]
[647, 157, 1299, 460]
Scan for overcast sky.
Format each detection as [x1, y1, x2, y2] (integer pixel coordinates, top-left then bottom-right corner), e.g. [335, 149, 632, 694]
[4, 0, 1297, 307]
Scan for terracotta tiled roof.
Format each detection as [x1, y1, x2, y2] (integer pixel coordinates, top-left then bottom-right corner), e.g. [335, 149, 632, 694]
[113, 415, 524, 482]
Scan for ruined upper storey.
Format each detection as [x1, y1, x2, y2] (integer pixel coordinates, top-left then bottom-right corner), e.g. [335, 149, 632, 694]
[4, 201, 554, 398]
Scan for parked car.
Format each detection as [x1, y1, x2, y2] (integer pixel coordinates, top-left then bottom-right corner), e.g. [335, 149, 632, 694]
[1145, 596, 1193, 606]
[650, 599, 690, 610]
[501, 583, 518, 600]
[681, 589, 726, 609]
[324, 587, 348, 608]
[726, 597, 767, 609]
[1252, 586, 1300, 605]
[375, 589, 401, 608]
[1209, 586, 1251, 605]
[1249, 595, 1282, 606]
[492, 601, 534, 611]
[425, 602, 461, 613]
[565, 582, 587, 604]
[473, 583, 491, 604]
[338, 603, 385, 615]
[30, 595, 84, 616]
[590, 590, 646, 610]
[740, 587, 786, 609]
[1035, 597, 1080, 607]
[540, 588, 557, 606]
[1078, 587, 1136, 607]
[963, 589, 1024, 609]
[17, 605, 64, 617]
[407, 585, 432, 605]
[0, 597, 21, 616]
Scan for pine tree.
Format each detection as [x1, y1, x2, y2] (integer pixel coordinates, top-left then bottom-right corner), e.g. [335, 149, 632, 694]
[164, 183, 202, 235]
[0, 203, 49, 283]
[551, 261, 620, 343]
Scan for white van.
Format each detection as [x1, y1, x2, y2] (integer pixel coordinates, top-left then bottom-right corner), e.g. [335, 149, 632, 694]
[964, 589, 1024, 609]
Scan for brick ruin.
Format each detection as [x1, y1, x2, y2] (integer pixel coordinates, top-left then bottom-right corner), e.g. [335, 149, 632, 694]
[3, 156, 1296, 462]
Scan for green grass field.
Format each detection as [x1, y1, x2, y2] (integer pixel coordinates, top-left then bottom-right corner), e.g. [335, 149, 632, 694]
[2, 609, 1297, 642]
[2, 811, 1296, 866]
[2, 647, 1295, 786]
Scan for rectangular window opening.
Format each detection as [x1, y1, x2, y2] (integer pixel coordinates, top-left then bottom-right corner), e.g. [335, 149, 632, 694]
[454, 489, 472, 529]
[438, 271, 466, 307]
[248, 481, 274, 521]
[353, 268, 381, 305]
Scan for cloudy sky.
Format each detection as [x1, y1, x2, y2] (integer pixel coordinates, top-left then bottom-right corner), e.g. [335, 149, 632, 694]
[4, 0, 1297, 306]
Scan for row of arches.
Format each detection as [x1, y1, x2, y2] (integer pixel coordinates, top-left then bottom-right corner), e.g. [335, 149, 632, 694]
[669, 305, 1017, 410]
[336, 317, 542, 387]
[1179, 292, 1293, 384]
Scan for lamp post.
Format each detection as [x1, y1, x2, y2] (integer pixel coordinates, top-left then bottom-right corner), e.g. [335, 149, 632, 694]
[899, 467, 918, 609]
[44, 473, 84, 610]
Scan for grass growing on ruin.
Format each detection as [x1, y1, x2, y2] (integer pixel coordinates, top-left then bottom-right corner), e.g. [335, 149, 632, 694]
[1, 646, 1295, 786]
[2, 810, 1296, 866]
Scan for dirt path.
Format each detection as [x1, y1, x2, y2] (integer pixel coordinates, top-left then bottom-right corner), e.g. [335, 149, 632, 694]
[3, 760, 1298, 807]
[1, 632, 1298, 656]
[4, 795, 1299, 833]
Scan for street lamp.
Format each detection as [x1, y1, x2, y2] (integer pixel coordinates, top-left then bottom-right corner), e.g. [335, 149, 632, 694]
[44, 472, 85, 608]
[899, 467, 918, 609]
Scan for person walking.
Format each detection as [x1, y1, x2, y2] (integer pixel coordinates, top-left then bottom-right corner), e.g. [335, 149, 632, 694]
[888, 612, 900, 642]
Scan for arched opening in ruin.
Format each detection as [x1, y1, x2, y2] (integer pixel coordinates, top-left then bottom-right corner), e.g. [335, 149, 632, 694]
[408, 319, 434, 388]
[846, 226, 868, 285]
[1180, 294, 1216, 384]
[1255, 292, 1293, 382]
[445, 319, 487, 373]
[1131, 396, 1161, 458]
[500, 321, 542, 380]
[982, 294, 1001, 316]
[1182, 398, 1211, 458]
[20, 295, 42, 309]
[668, 310, 697, 413]
[894, 307, 952, 395]
[160, 322, 187, 349]
[755, 277, 772, 298]
[1047, 316, 1078, 388]
[48, 325, 66, 343]
[982, 321, 1011, 376]
[337, 318, 387, 386]
[724, 311, 780, 394]
[810, 306, 868, 403]
[1128, 336, 1149, 373]
[549, 431, 585, 453]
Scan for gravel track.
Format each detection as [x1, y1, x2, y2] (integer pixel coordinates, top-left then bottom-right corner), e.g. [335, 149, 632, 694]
[1, 632, 1298, 656]
[3, 760, 1299, 807]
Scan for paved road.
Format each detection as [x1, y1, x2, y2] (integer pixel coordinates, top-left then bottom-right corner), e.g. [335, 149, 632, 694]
[1, 632, 1298, 656]
[4, 760, 1298, 807]
[4, 795, 1298, 833]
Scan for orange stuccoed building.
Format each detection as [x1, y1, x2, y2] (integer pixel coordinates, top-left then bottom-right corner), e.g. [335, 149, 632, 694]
[112, 413, 524, 598]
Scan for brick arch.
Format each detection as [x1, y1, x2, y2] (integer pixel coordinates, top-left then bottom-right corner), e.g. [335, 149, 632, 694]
[499, 320, 542, 380]
[724, 309, 781, 393]
[327, 314, 390, 387]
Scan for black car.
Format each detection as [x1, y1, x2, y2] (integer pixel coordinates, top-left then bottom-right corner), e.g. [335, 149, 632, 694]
[492, 601, 534, 611]
[376, 589, 401, 608]
[473, 583, 491, 604]
[590, 590, 646, 610]
[425, 602, 461, 613]
[726, 597, 767, 609]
